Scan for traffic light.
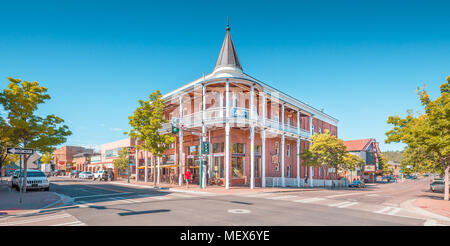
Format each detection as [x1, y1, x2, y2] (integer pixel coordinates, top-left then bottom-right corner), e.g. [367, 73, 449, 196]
[202, 142, 210, 154]
[171, 125, 179, 134]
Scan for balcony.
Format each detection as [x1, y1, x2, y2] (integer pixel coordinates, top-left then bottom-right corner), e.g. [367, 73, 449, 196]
[161, 107, 311, 138]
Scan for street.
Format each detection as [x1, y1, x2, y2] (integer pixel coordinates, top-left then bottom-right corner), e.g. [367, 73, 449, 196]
[1, 176, 448, 226]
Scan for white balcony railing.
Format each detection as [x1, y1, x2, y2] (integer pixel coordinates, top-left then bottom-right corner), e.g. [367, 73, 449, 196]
[164, 107, 311, 138]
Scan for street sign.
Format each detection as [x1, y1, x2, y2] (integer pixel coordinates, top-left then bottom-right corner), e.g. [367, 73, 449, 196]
[6, 147, 34, 155]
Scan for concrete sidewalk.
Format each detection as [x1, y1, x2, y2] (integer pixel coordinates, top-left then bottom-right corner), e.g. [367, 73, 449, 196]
[110, 178, 336, 195]
[0, 180, 62, 216]
[414, 198, 450, 218]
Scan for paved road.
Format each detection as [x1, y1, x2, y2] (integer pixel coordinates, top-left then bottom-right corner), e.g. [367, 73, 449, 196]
[0, 177, 448, 226]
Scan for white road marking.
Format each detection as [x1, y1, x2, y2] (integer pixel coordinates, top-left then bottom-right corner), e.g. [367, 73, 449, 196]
[328, 201, 352, 207]
[0, 213, 72, 226]
[387, 207, 402, 215]
[228, 209, 251, 214]
[51, 221, 86, 226]
[337, 202, 358, 208]
[293, 197, 325, 203]
[72, 192, 133, 199]
[266, 195, 297, 200]
[375, 207, 392, 214]
[326, 192, 378, 198]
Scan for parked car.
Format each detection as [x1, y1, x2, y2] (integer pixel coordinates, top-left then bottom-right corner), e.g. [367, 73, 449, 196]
[79, 171, 93, 179]
[430, 180, 449, 193]
[70, 170, 81, 178]
[51, 169, 62, 176]
[11, 169, 50, 191]
[93, 170, 114, 181]
[348, 180, 366, 188]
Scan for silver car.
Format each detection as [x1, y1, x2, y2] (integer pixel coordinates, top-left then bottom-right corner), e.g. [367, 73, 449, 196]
[79, 171, 93, 179]
[11, 169, 50, 191]
[430, 180, 448, 193]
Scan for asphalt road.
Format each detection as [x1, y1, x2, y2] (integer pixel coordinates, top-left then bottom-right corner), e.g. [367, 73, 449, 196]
[1, 177, 447, 226]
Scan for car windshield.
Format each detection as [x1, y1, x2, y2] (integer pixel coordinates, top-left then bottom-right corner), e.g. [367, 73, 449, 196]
[15, 171, 46, 177]
[86, 172, 92, 174]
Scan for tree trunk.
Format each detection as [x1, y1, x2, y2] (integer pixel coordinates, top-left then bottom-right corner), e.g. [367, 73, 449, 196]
[153, 155, 156, 186]
[444, 163, 449, 201]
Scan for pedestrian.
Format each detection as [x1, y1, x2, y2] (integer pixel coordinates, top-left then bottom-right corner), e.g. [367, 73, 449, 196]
[304, 176, 308, 187]
[184, 169, 192, 188]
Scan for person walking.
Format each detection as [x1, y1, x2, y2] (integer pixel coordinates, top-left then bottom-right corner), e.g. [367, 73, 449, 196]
[184, 169, 191, 188]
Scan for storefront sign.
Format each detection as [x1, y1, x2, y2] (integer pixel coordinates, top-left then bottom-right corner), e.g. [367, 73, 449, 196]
[364, 165, 376, 172]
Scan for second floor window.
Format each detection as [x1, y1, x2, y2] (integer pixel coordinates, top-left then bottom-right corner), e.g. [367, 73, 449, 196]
[287, 144, 291, 157]
[275, 142, 279, 155]
[232, 143, 245, 154]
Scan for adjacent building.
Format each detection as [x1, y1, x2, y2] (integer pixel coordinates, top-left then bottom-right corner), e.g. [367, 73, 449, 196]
[53, 146, 91, 174]
[343, 138, 382, 183]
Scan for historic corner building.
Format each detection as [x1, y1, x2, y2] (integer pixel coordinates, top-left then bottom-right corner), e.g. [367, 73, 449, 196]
[151, 24, 340, 190]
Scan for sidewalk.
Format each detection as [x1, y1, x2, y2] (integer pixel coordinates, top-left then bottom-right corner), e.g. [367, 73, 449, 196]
[110, 178, 332, 195]
[414, 198, 450, 218]
[0, 180, 62, 216]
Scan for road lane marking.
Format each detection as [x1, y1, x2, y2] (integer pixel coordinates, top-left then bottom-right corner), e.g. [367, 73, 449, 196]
[293, 197, 325, 203]
[337, 202, 358, 208]
[72, 192, 133, 199]
[375, 207, 392, 214]
[387, 207, 402, 215]
[266, 195, 298, 200]
[328, 201, 352, 207]
[51, 221, 86, 226]
[326, 192, 378, 198]
[0, 213, 72, 226]
[228, 209, 251, 214]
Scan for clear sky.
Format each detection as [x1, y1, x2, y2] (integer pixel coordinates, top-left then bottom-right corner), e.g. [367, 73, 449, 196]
[1, 0, 449, 152]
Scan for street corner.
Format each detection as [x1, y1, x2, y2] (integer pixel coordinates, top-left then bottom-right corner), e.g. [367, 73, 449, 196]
[414, 198, 450, 218]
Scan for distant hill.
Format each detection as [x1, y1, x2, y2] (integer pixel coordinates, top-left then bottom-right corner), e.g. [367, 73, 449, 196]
[383, 150, 403, 163]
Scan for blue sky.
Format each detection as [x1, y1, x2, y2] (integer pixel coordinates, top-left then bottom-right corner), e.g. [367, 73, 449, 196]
[1, 0, 449, 152]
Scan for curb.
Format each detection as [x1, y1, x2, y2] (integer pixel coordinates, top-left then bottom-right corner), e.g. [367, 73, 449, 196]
[109, 181, 215, 195]
[401, 199, 450, 223]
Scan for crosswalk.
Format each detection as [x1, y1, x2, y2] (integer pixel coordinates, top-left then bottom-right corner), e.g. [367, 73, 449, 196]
[233, 192, 425, 221]
[0, 211, 85, 226]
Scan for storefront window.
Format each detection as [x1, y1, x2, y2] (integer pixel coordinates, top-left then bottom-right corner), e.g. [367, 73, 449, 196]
[188, 145, 199, 155]
[255, 157, 261, 178]
[232, 156, 244, 178]
[232, 143, 245, 153]
[213, 143, 224, 153]
[212, 156, 224, 179]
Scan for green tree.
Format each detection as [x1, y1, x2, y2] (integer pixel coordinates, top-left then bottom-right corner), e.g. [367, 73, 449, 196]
[0, 117, 17, 173]
[40, 152, 53, 164]
[301, 129, 350, 178]
[113, 148, 129, 171]
[0, 77, 72, 192]
[126, 90, 175, 185]
[385, 76, 450, 200]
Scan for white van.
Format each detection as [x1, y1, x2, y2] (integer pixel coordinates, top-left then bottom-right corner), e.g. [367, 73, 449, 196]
[11, 169, 50, 191]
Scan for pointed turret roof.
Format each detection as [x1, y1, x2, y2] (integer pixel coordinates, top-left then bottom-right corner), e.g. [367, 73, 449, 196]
[214, 23, 242, 72]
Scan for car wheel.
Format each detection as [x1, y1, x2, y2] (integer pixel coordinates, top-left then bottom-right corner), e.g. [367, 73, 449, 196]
[44, 187, 49, 191]
[15, 186, 20, 191]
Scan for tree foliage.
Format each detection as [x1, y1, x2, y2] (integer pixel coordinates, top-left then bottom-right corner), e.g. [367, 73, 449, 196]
[385, 76, 450, 200]
[301, 130, 353, 176]
[40, 152, 54, 164]
[126, 90, 175, 157]
[0, 77, 71, 191]
[113, 148, 129, 170]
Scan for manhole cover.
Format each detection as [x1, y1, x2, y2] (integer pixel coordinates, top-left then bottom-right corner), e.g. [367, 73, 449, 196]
[228, 209, 251, 214]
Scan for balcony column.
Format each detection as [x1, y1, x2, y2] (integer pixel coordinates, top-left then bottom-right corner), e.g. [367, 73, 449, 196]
[262, 92, 267, 187]
[297, 110, 300, 187]
[250, 84, 255, 189]
[202, 82, 207, 188]
[179, 95, 184, 186]
[225, 80, 230, 189]
[281, 103, 285, 187]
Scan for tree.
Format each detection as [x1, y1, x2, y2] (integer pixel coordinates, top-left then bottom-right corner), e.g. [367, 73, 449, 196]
[41, 152, 54, 164]
[126, 90, 175, 185]
[301, 129, 350, 178]
[0, 117, 17, 174]
[0, 77, 72, 192]
[113, 148, 129, 171]
[385, 76, 450, 200]
[402, 147, 441, 175]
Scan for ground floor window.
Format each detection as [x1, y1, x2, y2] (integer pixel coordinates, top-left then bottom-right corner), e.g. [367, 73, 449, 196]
[255, 157, 261, 178]
[212, 156, 224, 179]
[187, 158, 200, 181]
[232, 156, 244, 178]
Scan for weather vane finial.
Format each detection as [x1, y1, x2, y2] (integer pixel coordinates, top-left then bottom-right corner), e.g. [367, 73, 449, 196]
[226, 16, 230, 31]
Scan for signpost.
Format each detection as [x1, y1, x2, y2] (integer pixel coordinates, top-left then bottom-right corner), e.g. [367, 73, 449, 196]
[127, 147, 135, 183]
[7, 147, 35, 203]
